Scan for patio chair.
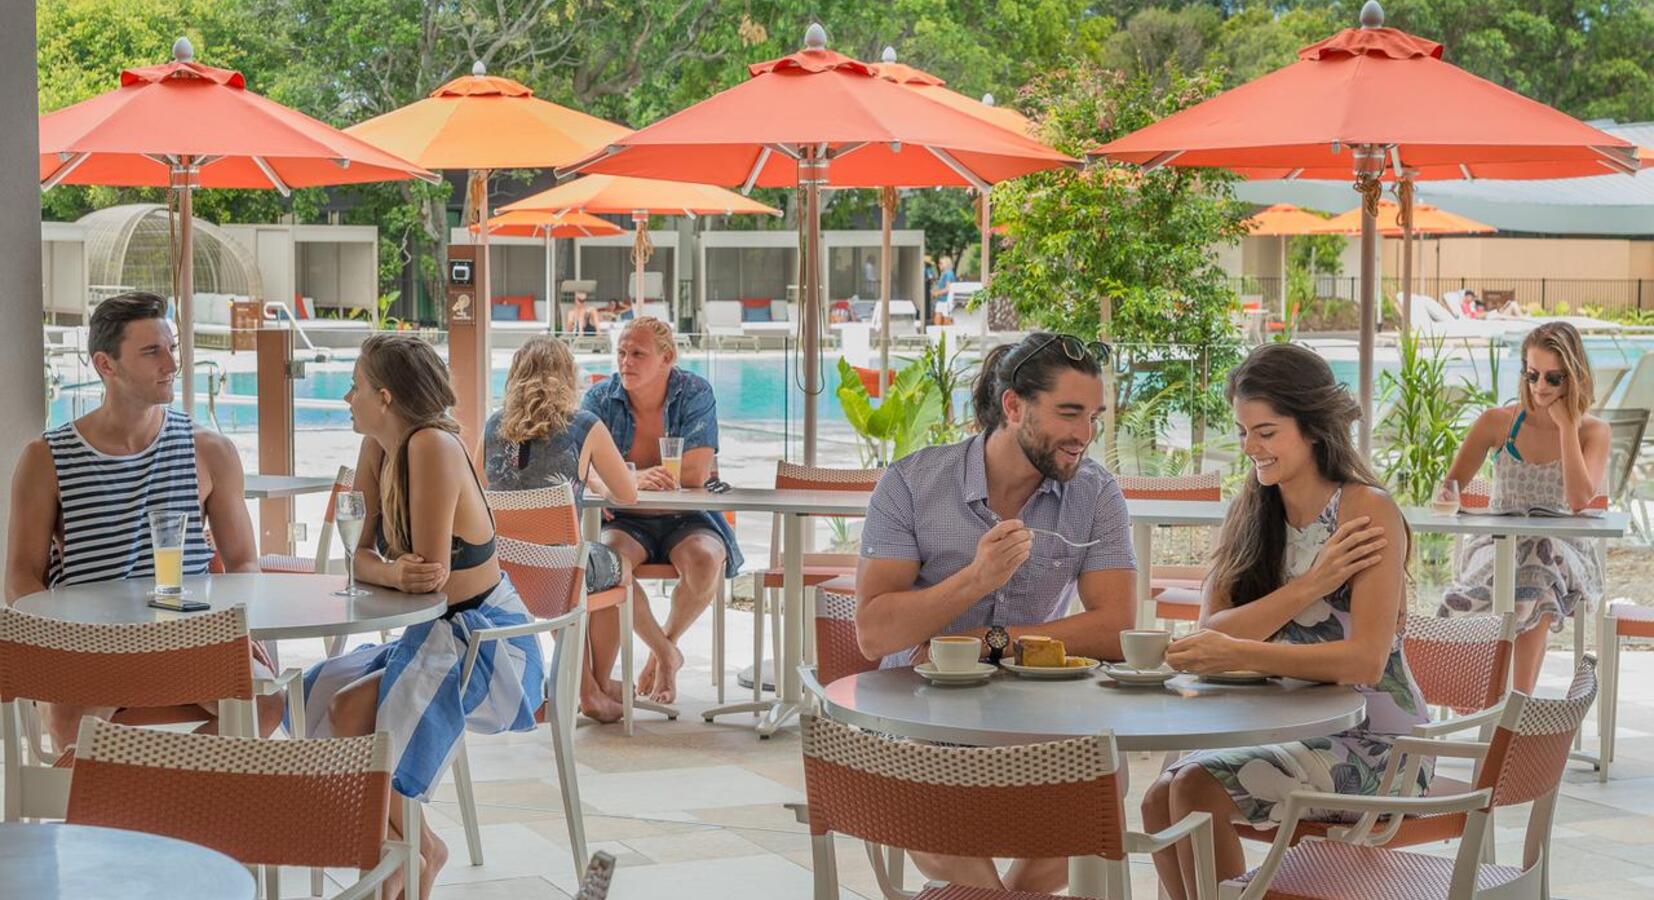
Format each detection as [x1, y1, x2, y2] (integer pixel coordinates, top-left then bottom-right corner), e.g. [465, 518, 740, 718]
[258, 464, 356, 574]
[1224, 656, 1599, 900]
[485, 484, 676, 735]
[1586, 600, 1654, 782]
[800, 713, 1218, 900]
[66, 718, 412, 900]
[1117, 472, 1223, 626]
[704, 462, 883, 723]
[1613, 352, 1654, 427]
[0, 605, 295, 820]
[479, 537, 596, 878]
[1232, 613, 1516, 855]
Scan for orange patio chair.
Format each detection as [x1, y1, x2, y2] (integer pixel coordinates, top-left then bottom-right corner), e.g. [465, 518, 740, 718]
[258, 464, 357, 575]
[1118, 472, 1223, 624]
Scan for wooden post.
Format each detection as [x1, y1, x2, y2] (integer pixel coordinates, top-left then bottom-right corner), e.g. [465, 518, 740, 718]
[446, 243, 486, 445]
[255, 327, 295, 556]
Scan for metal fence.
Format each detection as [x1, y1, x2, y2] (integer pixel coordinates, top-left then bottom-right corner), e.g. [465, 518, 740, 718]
[1230, 276, 1654, 314]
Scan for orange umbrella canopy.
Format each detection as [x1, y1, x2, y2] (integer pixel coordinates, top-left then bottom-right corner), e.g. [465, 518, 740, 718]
[345, 62, 630, 171]
[39, 39, 437, 189]
[470, 209, 624, 238]
[502, 174, 780, 217]
[872, 47, 1036, 139]
[1093, 12, 1640, 181]
[1310, 199, 1495, 236]
[567, 29, 1074, 190]
[1244, 203, 1331, 236]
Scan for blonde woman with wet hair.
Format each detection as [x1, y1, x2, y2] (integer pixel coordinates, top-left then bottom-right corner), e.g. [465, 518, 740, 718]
[297, 333, 545, 899]
[1439, 321, 1610, 692]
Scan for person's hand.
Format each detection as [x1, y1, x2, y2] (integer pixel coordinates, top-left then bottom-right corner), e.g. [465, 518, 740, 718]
[966, 520, 1033, 596]
[907, 642, 930, 667]
[1304, 515, 1386, 597]
[389, 553, 447, 594]
[1166, 629, 1246, 675]
[635, 466, 677, 491]
[1546, 388, 1580, 431]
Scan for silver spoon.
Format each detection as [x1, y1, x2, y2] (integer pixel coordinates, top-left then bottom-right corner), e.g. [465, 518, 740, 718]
[1026, 527, 1103, 549]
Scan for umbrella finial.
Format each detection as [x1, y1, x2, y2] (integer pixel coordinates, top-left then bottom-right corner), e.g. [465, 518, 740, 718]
[981, 92, 996, 107]
[471, 60, 487, 77]
[172, 36, 194, 62]
[1360, 1, 1385, 28]
[804, 23, 828, 50]
[881, 46, 897, 63]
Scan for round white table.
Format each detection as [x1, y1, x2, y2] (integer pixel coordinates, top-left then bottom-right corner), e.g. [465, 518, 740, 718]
[0, 822, 254, 899]
[15, 573, 447, 642]
[822, 668, 1366, 749]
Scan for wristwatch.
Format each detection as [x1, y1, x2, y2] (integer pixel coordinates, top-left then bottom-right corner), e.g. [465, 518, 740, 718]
[985, 625, 1011, 664]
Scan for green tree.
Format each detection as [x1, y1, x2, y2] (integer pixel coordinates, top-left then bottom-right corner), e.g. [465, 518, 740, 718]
[904, 189, 977, 271]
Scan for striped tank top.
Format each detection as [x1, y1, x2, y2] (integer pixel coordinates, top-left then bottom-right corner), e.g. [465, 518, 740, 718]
[45, 408, 215, 586]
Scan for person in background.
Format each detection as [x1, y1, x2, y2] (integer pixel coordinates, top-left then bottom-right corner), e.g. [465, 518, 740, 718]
[583, 317, 743, 704]
[1438, 321, 1607, 692]
[478, 336, 678, 722]
[563, 290, 599, 335]
[5, 291, 281, 748]
[1142, 343, 1427, 900]
[923, 257, 937, 326]
[930, 255, 958, 319]
[856, 331, 1136, 893]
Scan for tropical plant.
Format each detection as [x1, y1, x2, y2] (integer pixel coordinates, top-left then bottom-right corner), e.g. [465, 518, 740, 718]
[1374, 330, 1491, 507]
[919, 332, 975, 446]
[835, 357, 941, 468]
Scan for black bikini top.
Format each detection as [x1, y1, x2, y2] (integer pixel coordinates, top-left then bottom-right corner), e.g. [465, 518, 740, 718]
[376, 431, 497, 571]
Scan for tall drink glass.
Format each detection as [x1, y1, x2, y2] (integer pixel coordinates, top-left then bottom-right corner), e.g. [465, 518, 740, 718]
[148, 510, 188, 597]
[658, 437, 684, 490]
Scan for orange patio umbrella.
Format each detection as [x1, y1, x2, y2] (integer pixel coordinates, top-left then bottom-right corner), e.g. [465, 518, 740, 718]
[1093, 1, 1641, 451]
[468, 210, 624, 333]
[566, 23, 1075, 464]
[1312, 199, 1495, 319]
[1242, 204, 1332, 319]
[37, 37, 438, 416]
[501, 174, 781, 326]
[345, 60, 630, 434]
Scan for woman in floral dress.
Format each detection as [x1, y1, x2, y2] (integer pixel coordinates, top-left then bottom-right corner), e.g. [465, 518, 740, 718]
[1439, 321, 1609, 692]
[1141, 344, 1431, 900]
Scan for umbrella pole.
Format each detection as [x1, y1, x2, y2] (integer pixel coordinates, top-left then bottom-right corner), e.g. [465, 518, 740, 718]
[1356, 161, 1381, 455]
[632, 212, 648, 319]
[174, 160, 196, 418]
[980, 190, 991, 286]
[545, 230, 555, 335]
[802, 152, 825, 466]
[1280, 236, 1289, 324]
[1400, 177, 1414, 339]
[879, 187, 894, 392]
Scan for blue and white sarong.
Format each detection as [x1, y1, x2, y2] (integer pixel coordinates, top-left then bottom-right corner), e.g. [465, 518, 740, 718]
[298, 574, 546, 800]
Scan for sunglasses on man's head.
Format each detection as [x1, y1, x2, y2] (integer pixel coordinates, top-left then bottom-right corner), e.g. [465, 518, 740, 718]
[1523, 368, 1566, 388]
[1009, 334, 1112, 382]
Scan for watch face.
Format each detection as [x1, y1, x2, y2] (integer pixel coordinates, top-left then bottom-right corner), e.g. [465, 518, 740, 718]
[986, 627, 1010, 650]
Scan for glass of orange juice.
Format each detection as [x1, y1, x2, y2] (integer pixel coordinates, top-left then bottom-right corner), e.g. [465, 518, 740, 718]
[658, 437, 684, 490]
[147, 510, 188, 597]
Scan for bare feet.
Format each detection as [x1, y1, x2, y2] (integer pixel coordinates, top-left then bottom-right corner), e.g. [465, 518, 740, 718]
[579, 687, 625, 724]
[420, 828, 448, 899]
[644, 642, 685, 704]
[637, 654, 658, 698]
[600, 677, 625, 704]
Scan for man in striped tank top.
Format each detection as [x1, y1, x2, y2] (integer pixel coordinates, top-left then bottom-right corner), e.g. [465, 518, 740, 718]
[5, 292, 282, 748]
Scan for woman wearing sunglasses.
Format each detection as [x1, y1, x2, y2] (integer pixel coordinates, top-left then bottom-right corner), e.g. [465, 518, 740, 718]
[1438, 321, 1609, 692]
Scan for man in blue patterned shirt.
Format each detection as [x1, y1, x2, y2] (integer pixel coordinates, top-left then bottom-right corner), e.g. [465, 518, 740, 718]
[855, 332, 1137, 893]
[583, 317, 742, 705]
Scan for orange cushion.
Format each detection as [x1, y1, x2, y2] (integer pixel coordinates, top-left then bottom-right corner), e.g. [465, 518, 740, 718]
[1613, 603, 1654, 639]
[760, 565, 858, 589]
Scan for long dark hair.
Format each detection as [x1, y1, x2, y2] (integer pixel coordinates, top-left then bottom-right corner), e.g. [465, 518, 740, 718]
[358, 333, 460, 559]
[1210, 343, 1403, 606]
[971, 333, 1106, 433]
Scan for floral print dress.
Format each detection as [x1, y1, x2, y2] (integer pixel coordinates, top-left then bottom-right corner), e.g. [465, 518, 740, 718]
[1168, 487, 1433, 828]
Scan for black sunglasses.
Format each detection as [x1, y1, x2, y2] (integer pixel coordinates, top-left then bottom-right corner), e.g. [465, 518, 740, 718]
[1008, 334, 1112, 383]
[1523, 368, 1566, 388]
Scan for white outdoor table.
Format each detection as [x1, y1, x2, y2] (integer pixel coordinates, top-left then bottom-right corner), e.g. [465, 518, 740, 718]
[0, 822, 254, 900]
[15, 573, 447, 643]
[823, 667, 1365, 897]
[584, 487, 870, 736]
[243, 473, 336, 499]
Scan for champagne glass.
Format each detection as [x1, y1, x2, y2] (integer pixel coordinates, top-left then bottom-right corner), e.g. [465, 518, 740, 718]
[1431, 478, 1461, 515]
[333, 491, 368, 597]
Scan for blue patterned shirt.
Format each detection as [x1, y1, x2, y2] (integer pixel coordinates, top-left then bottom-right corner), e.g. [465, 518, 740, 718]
[860, 433, 1136, 667]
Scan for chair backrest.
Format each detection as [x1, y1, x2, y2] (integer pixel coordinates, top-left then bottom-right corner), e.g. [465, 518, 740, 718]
[0, 606, 253, 710]
[1599, 408, 1649, 500]
[801, 714, 1127, 861]
[66, 718, 392, 871]
[1475, 656, 1598, 810]
[1403, 613, 1515, 713]
[496, 536, 587, 620]
[1117, 471, 1222, 502]
[774, 461, 886, 494]
[488, 483, 582, 546]
[1616, 352, 1654, 413]
[315, 464, 358, 571]
[814, 590, 878, 686]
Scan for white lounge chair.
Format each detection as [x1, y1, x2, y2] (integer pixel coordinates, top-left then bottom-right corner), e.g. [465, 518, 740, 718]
[1402, 292, 1528, 341]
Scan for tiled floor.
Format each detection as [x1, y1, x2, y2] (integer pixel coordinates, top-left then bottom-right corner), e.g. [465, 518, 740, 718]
[276, 607, 1654, 899]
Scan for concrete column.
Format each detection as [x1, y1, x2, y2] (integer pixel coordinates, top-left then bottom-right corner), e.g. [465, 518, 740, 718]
[0, 3, 45, 571]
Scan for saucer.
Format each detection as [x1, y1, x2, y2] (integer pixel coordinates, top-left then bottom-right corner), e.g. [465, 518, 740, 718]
[1101, 663, 1176, 686]
[915, 662, 997, 685]
[1199, 669, 1272, 685]
[1000, 656, 1101, 679]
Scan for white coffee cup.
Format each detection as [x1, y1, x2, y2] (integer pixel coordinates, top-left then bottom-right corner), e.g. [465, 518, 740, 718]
[929, 636, 983, 674]
[1120, 629, 1172, 671]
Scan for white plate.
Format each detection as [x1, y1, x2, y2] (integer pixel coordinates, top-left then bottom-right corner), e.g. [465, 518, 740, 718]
[1000, 656, 1101, 679]
[915, 662, 997, 685]
[1101, 663, 1176, 686]
[1199, 670, 1272, 685]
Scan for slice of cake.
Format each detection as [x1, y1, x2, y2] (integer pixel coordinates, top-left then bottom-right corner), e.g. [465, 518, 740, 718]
[1017, 635, 1066, 667]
